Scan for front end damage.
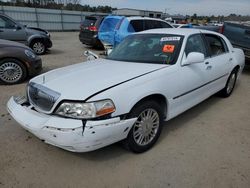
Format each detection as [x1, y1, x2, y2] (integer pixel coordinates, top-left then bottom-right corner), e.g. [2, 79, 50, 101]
[7, 96, 136, 152]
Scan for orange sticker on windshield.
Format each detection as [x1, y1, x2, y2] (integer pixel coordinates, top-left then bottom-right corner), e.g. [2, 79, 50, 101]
[162, 45, 175, 53]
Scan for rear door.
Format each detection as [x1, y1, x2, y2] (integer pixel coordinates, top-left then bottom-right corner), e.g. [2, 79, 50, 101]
[201, 33, 233, 92]
[0, 15, 26, 42]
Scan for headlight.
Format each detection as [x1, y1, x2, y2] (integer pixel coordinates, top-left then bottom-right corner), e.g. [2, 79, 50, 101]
[25, 50, 36, 59]
[55, 99, 116, 119]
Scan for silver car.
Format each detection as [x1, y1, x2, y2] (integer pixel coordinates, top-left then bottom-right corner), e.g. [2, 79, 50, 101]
[0, 13, 52, 55]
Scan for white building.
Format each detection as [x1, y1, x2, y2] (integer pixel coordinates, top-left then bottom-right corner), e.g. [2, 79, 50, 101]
[112, 8, 163, 18]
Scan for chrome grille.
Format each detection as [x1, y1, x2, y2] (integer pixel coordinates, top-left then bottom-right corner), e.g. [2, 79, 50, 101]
[28, 82, 60, 112]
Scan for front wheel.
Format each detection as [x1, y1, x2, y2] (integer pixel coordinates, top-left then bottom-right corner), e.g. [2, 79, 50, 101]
[219, 69, 238, 97]
[31, 40, 46, 55]
[123, 101, 164, 153]
[0, 58, 27, 84]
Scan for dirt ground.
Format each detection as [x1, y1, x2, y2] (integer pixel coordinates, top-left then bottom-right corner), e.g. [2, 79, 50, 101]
[0, 32, 250, 188]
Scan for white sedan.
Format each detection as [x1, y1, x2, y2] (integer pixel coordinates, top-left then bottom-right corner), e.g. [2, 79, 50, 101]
[7, 29, 245, 153]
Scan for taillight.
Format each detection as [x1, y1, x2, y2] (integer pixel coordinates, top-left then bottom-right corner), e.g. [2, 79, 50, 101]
[80, 23, 83, 30]
[219, 25, 224, 34]
[89, 26, 97, 31]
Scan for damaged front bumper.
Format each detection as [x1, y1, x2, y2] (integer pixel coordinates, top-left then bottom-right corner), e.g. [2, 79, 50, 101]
[7, 96, 136, 152]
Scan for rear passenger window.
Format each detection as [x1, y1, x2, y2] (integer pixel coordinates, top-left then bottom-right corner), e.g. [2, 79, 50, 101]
[160, 22, 172, 28]
[205, 34, 228, 56]
[128, 20, 144, 32]
[144, 20, 172, 30]
[185, 34, 207, 57]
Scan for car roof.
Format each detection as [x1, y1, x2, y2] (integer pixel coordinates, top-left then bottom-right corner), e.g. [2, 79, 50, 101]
[126, 16, 166, 22]
[139, 28, 219, 36]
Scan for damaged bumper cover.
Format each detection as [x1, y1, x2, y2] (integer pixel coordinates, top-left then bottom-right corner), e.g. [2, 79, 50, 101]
[7, 96, 136, 152]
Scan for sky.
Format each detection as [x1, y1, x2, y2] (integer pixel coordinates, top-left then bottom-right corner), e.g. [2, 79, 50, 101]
[80, 0, 250, 16]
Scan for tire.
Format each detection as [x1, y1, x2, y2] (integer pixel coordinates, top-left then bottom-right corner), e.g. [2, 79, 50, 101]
[94, 39, 104, 50]
[219, 68, 238, 98]
[0, 58, 27, 85]
[123, 100, 164, 153]
[30, 40, 46, 55]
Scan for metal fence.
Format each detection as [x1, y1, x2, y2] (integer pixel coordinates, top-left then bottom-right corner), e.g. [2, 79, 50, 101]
[0, 5, 107, 31]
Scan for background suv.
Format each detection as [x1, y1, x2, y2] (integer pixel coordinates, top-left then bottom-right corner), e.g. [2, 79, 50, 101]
[98, 16, 173, 48]
[79, 15, 105, 48]
[0, 13, 52, 55]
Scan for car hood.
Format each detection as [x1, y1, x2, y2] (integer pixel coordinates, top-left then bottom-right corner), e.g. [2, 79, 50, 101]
[0, 39, 30, 49]
[31, 59, 168, 101]
[25, 27, 49, 36]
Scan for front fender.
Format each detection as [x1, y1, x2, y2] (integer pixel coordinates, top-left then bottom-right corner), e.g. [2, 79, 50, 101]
[87, 70, 172, 118]
[27, 34, 49, 46]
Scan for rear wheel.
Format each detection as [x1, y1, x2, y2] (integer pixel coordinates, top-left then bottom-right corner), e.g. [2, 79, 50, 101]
[219, 69, 238, 97]
[0, 58, 27, 84]
[123, 101, 164, 153]
[31, 40, 46, 55]
[94, 39, 104, 49]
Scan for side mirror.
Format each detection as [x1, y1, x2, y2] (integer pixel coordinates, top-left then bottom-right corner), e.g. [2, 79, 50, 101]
[83, 50, 99, 61]
[183, 52, 205, 65]
[14, 24, 22, 30]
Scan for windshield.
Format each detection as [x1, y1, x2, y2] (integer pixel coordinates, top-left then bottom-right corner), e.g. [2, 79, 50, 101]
[107, 34, 184, 64]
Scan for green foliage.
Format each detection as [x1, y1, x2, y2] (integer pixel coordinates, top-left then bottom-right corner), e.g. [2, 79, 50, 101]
[0, 1, 115, 13]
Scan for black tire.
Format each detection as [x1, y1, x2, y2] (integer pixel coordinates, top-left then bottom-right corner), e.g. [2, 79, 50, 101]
[94, 39, 104, 50]
[219, 68, 238, 98]
[0, 58, 27, 85]
[123, 100, 164, 153]
[30, 40, 46, 55]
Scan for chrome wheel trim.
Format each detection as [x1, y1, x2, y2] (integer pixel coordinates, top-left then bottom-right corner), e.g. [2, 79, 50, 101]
[227, 73, 236, 94]
[0, 62, 23, 83]
[133, 108, 160, 146]
[33, 42, 45, 54]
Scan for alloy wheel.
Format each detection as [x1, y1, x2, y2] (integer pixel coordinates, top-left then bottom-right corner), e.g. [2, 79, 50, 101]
[133, 108, 160, 146]
[0, 62, 23, 83]
[33, 42, 45, 54]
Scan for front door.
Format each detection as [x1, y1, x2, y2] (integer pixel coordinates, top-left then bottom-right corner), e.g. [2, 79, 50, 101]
[168, 34, 210, 118]
[0, 15, 26, 43]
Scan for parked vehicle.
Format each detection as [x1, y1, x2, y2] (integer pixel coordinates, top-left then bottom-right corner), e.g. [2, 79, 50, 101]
[98, 16, 173, 48]
[194, 24, 223, 33]
[173, 23, 223, 33]
[79, 15, 105, 48]
[7, 29, 244, 153]
[0, 39, 42, 84]
[222, 22, 250, 62]
[172, 23, 200, 28]
[0, 13, 52, 55]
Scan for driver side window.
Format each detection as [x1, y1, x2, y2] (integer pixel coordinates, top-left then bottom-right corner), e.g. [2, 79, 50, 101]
[185, 34, 207, 57]
[0, 16, 16, 29]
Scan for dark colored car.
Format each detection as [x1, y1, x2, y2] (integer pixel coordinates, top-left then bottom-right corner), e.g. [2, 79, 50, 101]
[79, 15, 105, 48]
[0, 13, 52, 55]
[0, 39, 42, 84]
[222, 22, 250, 62]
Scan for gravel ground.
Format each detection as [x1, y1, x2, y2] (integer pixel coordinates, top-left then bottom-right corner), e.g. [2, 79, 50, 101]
[0, 32, 250, 188]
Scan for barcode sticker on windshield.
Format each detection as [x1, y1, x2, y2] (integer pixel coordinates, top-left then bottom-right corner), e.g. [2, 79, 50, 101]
[160, 37, 181, 42]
